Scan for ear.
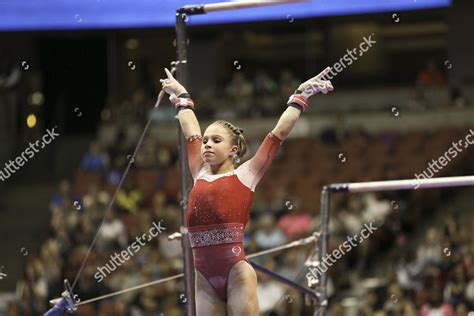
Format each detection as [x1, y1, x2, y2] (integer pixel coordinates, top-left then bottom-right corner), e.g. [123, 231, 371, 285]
[229, 145, 238, 156]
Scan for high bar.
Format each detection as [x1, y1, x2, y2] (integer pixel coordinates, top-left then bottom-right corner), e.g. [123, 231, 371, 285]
[178, 0, 307, 15]
[328, 176, 474, 193]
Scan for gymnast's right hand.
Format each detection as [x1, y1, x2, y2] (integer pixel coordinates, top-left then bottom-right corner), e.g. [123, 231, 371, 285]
[160, 68, 188, 102]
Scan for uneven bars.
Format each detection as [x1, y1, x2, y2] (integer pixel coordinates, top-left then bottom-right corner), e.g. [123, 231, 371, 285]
[178, 0, 306, 15]
[328, 175, 474, 193]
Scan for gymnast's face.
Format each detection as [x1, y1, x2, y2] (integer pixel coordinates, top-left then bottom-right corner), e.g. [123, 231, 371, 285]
[201, 124, 237, 165]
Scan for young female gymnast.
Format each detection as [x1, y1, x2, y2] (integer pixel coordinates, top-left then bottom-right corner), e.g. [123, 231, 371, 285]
[160, 67, 333, 315]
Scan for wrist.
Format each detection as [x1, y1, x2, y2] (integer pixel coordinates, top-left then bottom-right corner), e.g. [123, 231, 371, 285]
[176, 87, 188, 96]
[288, 103, 304, 113]
[177, 92, 191, 98]
[175, 96, 195, 111]
[287, 93, 308, 112]
[176, 105, 195, 113]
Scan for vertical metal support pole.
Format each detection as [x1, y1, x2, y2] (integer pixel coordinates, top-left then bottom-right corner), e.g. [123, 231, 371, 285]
[315, 186, 330, 316]
[175, 12, 196, 316]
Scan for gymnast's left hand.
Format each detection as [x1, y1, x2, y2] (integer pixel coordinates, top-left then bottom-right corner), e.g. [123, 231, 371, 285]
[297, 68, 334, 99]
[287, 68, 334, 112]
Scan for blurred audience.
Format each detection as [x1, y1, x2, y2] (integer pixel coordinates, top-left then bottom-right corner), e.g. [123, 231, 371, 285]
[417, 60, 445, 87]
[80, 142, 109, 172]
[6, 99, 473, 316]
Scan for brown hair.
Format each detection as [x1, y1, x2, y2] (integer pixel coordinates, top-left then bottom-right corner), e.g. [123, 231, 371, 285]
[213, 120, 248, 166]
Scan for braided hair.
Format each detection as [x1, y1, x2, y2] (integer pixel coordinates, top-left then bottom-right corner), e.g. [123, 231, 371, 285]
[213, 120, 248, 166]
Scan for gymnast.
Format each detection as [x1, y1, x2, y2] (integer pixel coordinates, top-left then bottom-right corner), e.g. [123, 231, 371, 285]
[160, 67, 333, 315]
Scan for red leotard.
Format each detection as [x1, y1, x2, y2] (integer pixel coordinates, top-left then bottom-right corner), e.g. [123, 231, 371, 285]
[185, 131, 282, 301]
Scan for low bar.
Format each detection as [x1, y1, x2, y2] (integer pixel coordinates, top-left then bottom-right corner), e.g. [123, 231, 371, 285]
[329, 176, 474, 194]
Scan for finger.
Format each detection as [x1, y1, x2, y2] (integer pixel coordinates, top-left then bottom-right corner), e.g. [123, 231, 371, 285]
[315, 67, 332, 80]
[308, 77, 327, 89]
[169, 93, 177, 103]
[314, 81, 326, 90]
[321, 80, 333, 91]
[161, 79, 171, 86]
[165, 68, 174, 79]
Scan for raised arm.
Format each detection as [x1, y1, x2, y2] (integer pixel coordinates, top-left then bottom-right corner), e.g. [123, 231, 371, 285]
[160, 68, 204, 179]
[272, 67, 333, 141]
[239, 67, 334, 191]
[178, 109, 205, 179]
[270, 106, 301, 141]
[177, 108, 201, 140]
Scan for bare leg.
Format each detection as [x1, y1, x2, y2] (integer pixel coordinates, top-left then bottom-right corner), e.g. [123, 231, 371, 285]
[195, 269, 227, 316]
[227, 261, 259, 316]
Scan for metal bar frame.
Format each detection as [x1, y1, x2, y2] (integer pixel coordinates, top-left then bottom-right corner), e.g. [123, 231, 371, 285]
[175, 12, 196, 316]
[250, 260, 319, 300]
[317, 175, 474, 315]
[178, 0, 305, 15]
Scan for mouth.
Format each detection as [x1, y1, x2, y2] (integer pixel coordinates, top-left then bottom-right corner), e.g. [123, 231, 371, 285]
[204, 151, 214, 155]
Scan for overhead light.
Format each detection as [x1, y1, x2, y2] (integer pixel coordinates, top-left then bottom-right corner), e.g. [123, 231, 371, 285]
[26, 114, 37, 128]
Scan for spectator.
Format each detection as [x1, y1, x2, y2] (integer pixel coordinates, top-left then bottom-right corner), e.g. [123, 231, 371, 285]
[417, 228, 442, 269]
[417, 60, 445, 87]
[338, 195, 364, 236]
[278, 70, 300, 99]
[362, 192, 391, 223]
[444, 264, 468, 306]
[49, 179, 81, 213]
[256, 258, 286, 315]
[449, 80, 469, 108]
[135, 141, 158, 169]
[254, 70, 277, 97]
[116, 178, 143, 214]
[225, 72, 254, 116]
[254, 70, 278, 116]
[82, 183, 110, 212]
[277, 208, 315, 241]
[106, 156, 125, 186]
[225, 72, 254, 99]
[254, 213, 286, 250]
[96, 210, 128, 251]
[419, 288, 454, 316]
[80, 142, 109, 171]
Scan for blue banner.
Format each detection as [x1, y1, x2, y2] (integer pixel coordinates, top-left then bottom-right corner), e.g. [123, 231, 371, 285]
[0, 0, 451, 31]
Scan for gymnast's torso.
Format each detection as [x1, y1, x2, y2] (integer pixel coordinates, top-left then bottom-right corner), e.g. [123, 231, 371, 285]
[185, 131, 282, 229]
[186, 164, 254, 227]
